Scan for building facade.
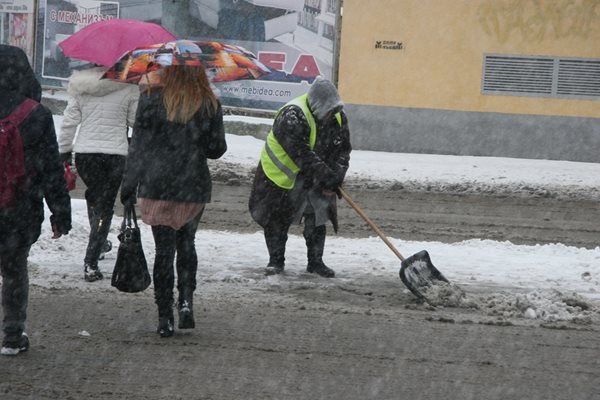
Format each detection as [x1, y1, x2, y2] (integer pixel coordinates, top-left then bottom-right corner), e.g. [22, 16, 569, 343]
[337, 0, 600, 162]
[3, 0, 599, 161]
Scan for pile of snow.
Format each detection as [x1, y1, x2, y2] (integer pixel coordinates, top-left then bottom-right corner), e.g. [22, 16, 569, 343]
[422, 281, 596, 324]
[28, 200, 600, 324]
[38, 115, 600, 324]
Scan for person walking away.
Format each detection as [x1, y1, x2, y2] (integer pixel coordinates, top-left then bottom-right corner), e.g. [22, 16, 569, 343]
[58, 65, 139, 282]
[119, 65, 227, 337]
[248, 77, 351, 277]
[0, 45, 72, 356]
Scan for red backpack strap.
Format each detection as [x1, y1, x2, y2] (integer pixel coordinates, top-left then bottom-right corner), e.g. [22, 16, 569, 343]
[4, 98, 39, 126]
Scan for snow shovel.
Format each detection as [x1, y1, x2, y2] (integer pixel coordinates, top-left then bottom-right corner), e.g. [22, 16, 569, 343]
[338, 187, 449, 300]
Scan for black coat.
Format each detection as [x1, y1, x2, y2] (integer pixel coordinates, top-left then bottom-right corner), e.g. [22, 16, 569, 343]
[248, 105, 351, 232]
[0, 92, 72, 251]
[121, 89, 227, 204]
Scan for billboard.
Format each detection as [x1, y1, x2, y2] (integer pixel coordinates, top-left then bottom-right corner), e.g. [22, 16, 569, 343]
[0, 0, 35, 61]
[40, 0, 119, 81]
[34, 0, 340, 110]
[188, 0, 340, 109]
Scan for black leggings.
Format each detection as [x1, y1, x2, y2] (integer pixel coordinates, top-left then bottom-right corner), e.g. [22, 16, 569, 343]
[76, 153, 125, 217]
[75, 153, 125, 265]
[151, 212, 203, 316]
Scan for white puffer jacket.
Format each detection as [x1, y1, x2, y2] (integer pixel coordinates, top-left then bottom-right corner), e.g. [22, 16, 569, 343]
[58, 67, 139, 156]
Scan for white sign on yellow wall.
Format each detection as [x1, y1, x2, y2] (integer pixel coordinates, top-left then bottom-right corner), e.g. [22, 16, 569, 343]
[339, 0, 600, 119]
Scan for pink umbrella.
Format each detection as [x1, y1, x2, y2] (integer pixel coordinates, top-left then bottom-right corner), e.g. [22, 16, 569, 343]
[58, 19, 176, 67]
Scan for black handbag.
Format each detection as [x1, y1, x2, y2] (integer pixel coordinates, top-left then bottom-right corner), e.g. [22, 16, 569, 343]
[111, 204, 151, 293]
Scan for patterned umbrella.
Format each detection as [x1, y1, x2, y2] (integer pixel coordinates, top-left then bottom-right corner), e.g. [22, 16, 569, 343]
[101, 40, 270, 85]
[59, 19, 176, 67]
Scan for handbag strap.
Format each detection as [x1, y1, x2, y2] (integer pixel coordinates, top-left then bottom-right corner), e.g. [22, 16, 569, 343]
[121, 204, 139, 230]
[130, 205, 139, 229]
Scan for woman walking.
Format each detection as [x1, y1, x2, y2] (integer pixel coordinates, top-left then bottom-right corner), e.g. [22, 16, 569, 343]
[59, 65, 139, 282]
[120, 65, 227, 337]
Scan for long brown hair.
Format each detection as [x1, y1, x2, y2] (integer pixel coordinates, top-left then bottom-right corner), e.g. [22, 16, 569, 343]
[161, 65, 218, 123]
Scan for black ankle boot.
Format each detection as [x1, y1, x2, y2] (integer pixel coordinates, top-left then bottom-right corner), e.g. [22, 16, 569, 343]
[84, 263, 103, 282]
[264, 230, 286, 276]
[178, 300, 195, 329]
[307, 260, 335, 278]
[157, 301, 174, 337]
[157, 317, 174, 337]
[265, 261, 284, 276]
[304, 218, 334, 277]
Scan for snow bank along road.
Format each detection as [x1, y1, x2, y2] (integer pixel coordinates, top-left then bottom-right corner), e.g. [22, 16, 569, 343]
[77, 164, 600, 250]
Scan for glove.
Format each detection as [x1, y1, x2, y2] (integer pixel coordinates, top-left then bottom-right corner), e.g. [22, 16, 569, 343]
[334, 187, 342, 199]
[320, 170, 341, 192]
[50, 215, 71, 237]
[60, 152, 72, 165]
[120, 187, 137, 207]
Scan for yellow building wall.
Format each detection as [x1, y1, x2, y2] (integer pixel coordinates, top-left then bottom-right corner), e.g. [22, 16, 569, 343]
[337, 0, 600, 118]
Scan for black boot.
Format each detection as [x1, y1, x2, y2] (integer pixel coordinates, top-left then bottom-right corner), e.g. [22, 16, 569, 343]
[153, 240, 176, 337]
[264, 228, 287, 276]
[157, 308, 174, 338]
[156, 283, 174, 338]
[156, 290, 175, 337]
[177, 287, 195, 329]
[98, 240, 112, 260]
[178, 300, 194, 329]
[306, 260, 335, 278]
[84, 262, 103, 282]
[83, 210, 113, 280]
[304, 217, 335, 278]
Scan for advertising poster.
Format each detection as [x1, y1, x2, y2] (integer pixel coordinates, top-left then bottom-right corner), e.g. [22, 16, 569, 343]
[186, 0, 340, 110]
[41, 0, 119, 80]
[34, 0, 340, 110]
[0, 0, 35, 60]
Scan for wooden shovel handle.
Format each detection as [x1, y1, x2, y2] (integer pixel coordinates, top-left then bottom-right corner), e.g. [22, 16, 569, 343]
[338, 187, 405, 261]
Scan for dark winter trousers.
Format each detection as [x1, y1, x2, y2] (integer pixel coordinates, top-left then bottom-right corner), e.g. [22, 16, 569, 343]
[263, 210, 326, 267]
[75, 153, 125, 266]
[151, 213, 203, 318]
[0, 245, 30, 342]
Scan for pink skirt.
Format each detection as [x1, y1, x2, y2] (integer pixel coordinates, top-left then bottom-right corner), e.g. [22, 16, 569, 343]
[139, 198, 205, 230]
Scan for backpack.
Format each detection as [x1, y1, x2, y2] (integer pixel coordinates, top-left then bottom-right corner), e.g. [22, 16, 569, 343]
[0, 99, 39, 208]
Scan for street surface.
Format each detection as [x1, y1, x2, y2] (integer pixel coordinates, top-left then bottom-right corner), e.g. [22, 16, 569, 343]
[1, 175, 598, 400]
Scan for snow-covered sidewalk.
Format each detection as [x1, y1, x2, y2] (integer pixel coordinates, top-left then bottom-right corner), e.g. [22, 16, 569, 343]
[37, 115, 600, 325]
[218, 130, 600, 201]
[31, 198, 600, 324]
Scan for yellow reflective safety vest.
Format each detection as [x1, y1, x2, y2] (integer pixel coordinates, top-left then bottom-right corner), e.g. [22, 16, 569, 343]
[260, 94, 342, 189]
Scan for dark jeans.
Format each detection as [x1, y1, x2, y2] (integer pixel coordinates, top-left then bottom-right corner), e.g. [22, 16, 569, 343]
[151, 212, 203, 317]
[263, 209, 326, 267]
[75, 153, 126, 266]
[0, 245, 31, 341]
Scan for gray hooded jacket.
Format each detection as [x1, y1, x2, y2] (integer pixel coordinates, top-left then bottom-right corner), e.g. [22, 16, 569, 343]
[307, 76, 344, 121]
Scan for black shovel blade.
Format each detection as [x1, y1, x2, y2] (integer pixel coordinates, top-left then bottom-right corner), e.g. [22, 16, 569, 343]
[399, 250, 449, 300]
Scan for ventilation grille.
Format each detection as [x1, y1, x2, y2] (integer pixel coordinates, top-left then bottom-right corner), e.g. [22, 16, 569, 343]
[557, 59, 600, 97]
[483, 54, 600, 99]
